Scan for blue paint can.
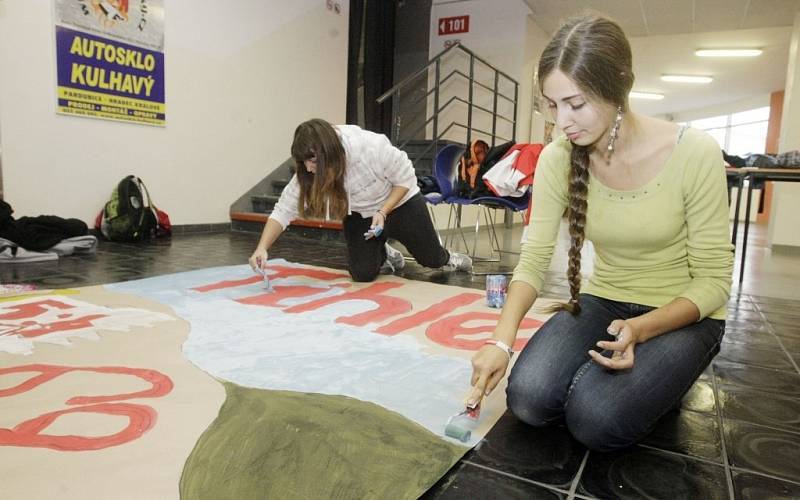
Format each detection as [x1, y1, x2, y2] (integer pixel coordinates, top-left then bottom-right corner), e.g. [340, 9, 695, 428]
[486, 274, 507, 308]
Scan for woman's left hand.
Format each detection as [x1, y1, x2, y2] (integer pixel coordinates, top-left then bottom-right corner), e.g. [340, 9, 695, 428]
[589, 319, 641, 370]
[370, 211, 386, 231]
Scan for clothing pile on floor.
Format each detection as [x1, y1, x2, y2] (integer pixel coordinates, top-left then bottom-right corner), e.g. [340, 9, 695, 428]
[723, 150, 800, 168]
[0, 284, 36, 295]
[0, 200, 97, 263]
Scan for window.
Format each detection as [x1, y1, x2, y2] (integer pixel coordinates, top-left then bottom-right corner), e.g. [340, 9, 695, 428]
[684, 106, 770, 156]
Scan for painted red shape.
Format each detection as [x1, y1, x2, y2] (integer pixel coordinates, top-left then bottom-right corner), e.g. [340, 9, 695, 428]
[0, 299, 74, 320]
[0, 403, 156, 451]
[426, 312, 543, 351]
[0, 364, 173, 402]
[236, 284, 349, 307]
[375, 292, 483, 335]
[12, 314, 108, 338]
[0, 364, 173, 451]
[193, 275, 263, 292]
[192, 265, 349, 293]
[284, 282, 412, 327]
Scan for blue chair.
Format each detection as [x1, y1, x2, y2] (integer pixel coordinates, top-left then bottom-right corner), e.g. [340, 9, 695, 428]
[424, 144, 464, 205]
[424, 144, 465, 244]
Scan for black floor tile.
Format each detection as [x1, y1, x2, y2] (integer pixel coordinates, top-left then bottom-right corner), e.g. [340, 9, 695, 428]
[723, 328, 783, 350]
[725, 318, 770, 332]
[762, 311, 800, 327]
[728, 298, 758, 312]
[755, 301, 798, 314]
[465, 411, 586, 488]
[420, 462, 566, 500]
[3, 272, 94, 289]
[718, 386, 800, 434]
[731, 471, 800, 500]
[716, 342, 796, 372]
[681, 381, 717, 414]
[713, 362, 800, 397]
[778, 336, 800, 355]
[725, 309, 765, 323]
[0, 260, 64, 282]
[774, 325, 800, 341]
[578, 447, 729, 499]
[724, 421, 800, 483]
[641, 409, 722, 462]
[750, 296, 799, 307]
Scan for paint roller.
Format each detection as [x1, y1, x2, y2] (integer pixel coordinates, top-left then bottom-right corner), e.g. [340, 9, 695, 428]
[444, 403, 481, 443]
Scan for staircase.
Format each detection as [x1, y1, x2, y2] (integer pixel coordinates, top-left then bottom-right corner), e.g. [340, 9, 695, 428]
[230, 42, 518, 235]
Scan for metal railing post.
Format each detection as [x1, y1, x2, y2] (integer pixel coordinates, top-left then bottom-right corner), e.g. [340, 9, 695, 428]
[392, 91, 400, 144]
[433, 59, 440, 156]
[467, 55, 474, 147]
[512, 81, 519, 142]
[491, 71, 499, 147]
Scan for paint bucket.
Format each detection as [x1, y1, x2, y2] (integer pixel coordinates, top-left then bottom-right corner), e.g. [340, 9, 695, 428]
[485, 274, 507, 308]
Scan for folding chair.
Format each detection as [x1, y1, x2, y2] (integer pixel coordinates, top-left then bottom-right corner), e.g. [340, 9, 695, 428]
[467, 192, 531, 262]
[424, 144, 466, 247]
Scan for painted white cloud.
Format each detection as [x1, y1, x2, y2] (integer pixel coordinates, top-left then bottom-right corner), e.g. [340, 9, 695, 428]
[0, 295, 175, 356]
[107, 260, 480, 444]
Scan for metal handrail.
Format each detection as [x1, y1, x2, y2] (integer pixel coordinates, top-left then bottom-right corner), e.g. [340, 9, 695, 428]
[376, 42, 519, 169]
[376, 42, 516, 103]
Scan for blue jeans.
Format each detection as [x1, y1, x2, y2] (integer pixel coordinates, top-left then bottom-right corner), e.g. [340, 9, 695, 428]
[506, 294, 725, 452]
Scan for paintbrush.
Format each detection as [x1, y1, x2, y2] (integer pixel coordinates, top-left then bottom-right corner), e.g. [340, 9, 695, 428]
[256, 265, 274, 293]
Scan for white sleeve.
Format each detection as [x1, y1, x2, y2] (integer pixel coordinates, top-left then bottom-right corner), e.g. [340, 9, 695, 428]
[267, 175, 300, 229]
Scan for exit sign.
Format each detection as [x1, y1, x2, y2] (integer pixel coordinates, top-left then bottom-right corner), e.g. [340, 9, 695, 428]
[438, 15, 469, 36]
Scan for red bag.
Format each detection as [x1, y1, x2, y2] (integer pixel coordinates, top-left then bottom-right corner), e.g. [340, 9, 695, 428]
[155, 208, 172, 237]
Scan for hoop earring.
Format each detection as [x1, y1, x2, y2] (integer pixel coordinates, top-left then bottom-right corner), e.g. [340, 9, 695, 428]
[607, 106, 623, 154]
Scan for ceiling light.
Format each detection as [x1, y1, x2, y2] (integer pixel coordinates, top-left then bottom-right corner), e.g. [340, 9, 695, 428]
[695, 49, 762, 57]
[661, 75, 713, 84]
[629, 91, 664, 100]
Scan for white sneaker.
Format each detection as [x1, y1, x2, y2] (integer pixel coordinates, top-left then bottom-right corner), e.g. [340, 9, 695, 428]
[444, 252, 472, 272]
[380, 243, 406, 273]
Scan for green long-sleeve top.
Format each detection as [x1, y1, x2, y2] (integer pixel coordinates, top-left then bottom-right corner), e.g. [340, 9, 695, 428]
[512, 127, 733, 320]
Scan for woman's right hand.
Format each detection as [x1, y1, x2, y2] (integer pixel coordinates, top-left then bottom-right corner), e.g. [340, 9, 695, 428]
[465, 344, 511, 408]
[248, 247, 269, 274]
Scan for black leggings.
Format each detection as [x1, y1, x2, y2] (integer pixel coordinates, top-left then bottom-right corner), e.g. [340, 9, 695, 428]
[342, 193, 449, 282]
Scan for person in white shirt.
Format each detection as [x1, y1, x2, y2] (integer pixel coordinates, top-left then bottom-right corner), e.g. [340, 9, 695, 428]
[249, 118, 473, 281]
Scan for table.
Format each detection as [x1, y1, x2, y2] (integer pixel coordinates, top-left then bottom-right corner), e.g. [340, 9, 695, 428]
[730, 167, 800, 284]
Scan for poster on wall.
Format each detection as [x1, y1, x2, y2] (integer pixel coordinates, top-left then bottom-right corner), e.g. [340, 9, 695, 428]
[53, 0, 166, 126]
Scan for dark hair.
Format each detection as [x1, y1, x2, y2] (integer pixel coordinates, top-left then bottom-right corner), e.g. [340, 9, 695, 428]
[291, 118, 348, 220]
[538, 14, 634, 314]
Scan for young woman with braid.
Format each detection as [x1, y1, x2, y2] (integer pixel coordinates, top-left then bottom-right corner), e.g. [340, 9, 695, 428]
[249, 119, 473, 282]
[466, 15, 733, 451]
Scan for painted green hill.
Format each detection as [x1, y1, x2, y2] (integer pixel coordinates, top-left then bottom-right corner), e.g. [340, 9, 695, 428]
[180, 382, 466, 500]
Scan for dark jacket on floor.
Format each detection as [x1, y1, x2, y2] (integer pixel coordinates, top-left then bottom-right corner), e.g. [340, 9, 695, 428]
[0, 200, 88, 251]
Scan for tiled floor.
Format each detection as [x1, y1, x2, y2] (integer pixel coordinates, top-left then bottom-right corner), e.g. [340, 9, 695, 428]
[2, 223, 799, 499]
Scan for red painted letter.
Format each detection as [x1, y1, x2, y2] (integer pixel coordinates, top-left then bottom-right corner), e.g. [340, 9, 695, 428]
[426, 312, 542, 351]
[284, 282, 412, 327]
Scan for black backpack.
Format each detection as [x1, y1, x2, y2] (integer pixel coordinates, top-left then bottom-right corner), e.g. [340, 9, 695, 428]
[99, 175, 157, 242]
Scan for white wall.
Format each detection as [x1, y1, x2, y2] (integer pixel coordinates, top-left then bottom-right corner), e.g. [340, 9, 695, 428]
[428, 0, 548, 145]
[664, 94, 771, 123]
[770, 11, 800, 248]
[0, 0, 349, 224]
